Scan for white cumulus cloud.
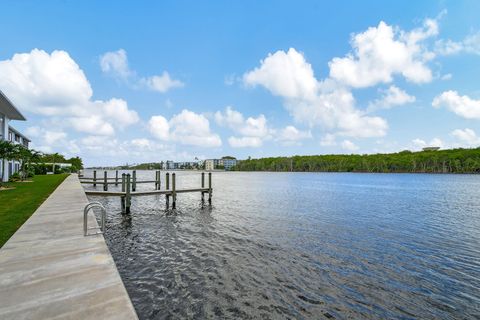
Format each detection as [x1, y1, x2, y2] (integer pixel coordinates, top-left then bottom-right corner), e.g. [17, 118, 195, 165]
[141, 72, 184, 93]
[341, 139, 359, 151]
[432, 90, 480, 119]
[412, 137, 444, 150]
[148, 115, 170, 140]
[329, 19, 438, 88]
[276, 125, 312, 145]
[100, 49, 184, 93]
[243, 48, 318, 100]
[228, 136, 263, 148]
[451, 128, 480, 147]
[99, 49, 131, 79]
[368, 85, 416, 112]
[215, 106, 272, 148]
[0, 49, 139, 138]
[243, 49, 388, 138]
[435, 32, 480, 56]
[148, 110, 221, 147]
[320, 133, 337, 146]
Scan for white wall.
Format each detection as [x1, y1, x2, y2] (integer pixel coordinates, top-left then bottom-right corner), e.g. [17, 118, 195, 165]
[1, 113, 10, 182]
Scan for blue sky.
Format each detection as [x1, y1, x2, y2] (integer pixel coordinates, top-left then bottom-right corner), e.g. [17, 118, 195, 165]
[1, 1, 480, 166]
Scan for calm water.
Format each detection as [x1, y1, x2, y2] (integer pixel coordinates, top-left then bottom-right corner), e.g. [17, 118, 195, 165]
[84, 170, 480, 319]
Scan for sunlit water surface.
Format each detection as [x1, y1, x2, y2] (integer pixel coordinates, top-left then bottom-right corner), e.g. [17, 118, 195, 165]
[83, 170, 480, 319]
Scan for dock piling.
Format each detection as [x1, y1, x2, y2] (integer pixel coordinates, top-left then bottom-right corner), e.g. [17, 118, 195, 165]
[172, 173, 176, 209]
[121, 173, 126, 213]
[132, 170, 137, 192]
[115, 170, 119, 186]
[125, 174, 131, 214]
[208, 172, 212, 204]
[82, 171, 213, 210]
[165, 172, 170, 207]
[93, 170, 97, 187]
[201, 172, 205, 202]
[103, 171, 108, 191]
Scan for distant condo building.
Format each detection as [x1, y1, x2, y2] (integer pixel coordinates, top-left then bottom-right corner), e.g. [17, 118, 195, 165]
[0, 90, 30, 182]
[164, 160, 202, 170]
[205, 156, 237, 171]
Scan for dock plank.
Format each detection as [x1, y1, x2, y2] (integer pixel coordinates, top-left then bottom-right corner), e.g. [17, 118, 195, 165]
[0, 174, 138, 320]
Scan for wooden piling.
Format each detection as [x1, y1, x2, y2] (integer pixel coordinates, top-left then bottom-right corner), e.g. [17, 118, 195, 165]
[85, 171, 213, 210]
[201, 172, 205, 202]
[125, 174, 131, 214]
[132, 170, 136, 192]
[121, 173, 126, 213]
[103, 171, 108, 191]
[121, 195, 126, 213]
[93, 170, 97, 187]
[172, 173, 176, 209]
[208, 172, 212, 204]
[157, 170, 161, 190]
[165, 172, 170, 207]
[115, 170, 119, 186]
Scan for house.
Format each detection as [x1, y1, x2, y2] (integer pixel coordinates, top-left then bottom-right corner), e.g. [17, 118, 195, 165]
[1, 90, 29, 182]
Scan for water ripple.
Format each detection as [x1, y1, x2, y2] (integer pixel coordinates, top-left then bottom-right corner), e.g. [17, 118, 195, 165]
[84, 171, 480, 319]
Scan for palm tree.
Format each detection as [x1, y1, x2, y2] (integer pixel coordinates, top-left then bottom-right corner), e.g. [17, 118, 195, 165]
[15, 146, 41, 180]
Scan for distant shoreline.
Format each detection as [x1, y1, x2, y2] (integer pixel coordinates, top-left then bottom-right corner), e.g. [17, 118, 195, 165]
[233, 148, 480, 174]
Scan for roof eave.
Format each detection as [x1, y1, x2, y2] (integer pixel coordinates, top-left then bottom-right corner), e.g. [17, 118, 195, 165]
[0, 90, 26, 121]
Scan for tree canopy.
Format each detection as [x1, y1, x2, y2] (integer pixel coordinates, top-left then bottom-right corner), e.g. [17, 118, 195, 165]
[233, 148, 480, 173]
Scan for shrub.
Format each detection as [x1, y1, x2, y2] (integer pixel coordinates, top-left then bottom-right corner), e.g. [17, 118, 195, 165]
[33, 164, 47, 175]
[9, 172, 21, 182]
[26, 167, 35, 178]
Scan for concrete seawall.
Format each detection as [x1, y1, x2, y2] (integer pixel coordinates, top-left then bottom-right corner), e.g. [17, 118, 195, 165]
[0, 174, 138, 319]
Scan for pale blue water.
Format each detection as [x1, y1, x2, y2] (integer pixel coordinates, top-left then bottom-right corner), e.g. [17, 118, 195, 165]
[84, 171, 480, 319]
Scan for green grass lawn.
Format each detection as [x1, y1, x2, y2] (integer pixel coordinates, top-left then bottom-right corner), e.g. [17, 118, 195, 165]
[0, 174, 68, 248]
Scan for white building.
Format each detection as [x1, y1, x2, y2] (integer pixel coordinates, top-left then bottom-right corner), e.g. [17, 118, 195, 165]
[205, 158, 236, 171]
[1, 90, 29, 182]
[204, 159, 215, 171]
[221, 158, 237, 170]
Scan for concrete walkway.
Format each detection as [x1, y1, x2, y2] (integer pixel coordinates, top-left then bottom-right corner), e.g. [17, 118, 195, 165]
[0, 174, 138, 320]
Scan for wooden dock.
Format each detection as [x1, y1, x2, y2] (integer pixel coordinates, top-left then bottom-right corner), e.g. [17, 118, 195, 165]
[81, 170, 212, 212]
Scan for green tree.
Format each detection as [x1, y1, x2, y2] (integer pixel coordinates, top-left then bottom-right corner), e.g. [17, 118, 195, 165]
[0, 140, 17, 186]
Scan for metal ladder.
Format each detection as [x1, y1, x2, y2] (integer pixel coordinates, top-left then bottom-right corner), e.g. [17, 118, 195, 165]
[84, 202, 106, 236]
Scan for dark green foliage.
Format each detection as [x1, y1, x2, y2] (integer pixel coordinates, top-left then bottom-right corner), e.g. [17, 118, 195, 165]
[233, 148, 480, 173]
[38, 153, 83, 172]
[33, 164, 48, 175]
[8, 172, 21, 182]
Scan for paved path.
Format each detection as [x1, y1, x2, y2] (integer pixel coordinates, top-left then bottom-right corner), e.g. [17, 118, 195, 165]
[0, 174, 138, 320]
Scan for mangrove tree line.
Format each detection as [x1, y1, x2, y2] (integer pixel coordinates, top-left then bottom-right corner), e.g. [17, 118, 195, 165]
[233, 148, 480, 173]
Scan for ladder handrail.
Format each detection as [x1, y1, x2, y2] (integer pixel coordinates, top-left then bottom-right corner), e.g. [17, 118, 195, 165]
[84, 202, 106, 236]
